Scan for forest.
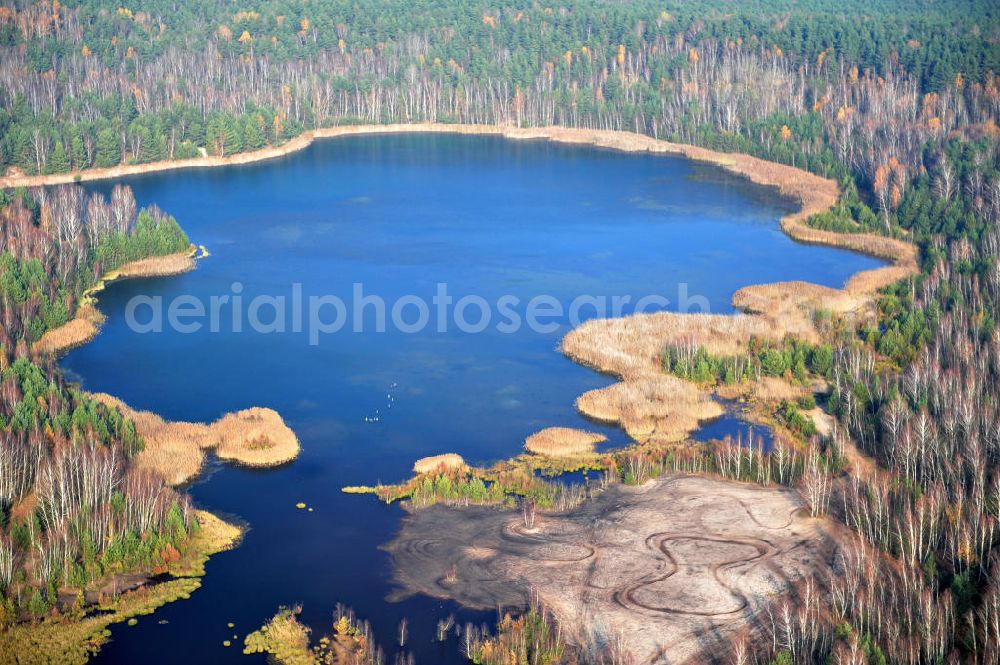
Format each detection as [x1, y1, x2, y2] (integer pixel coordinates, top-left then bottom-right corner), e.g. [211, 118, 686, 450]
[1, 0, 1000, 663]
[0, 182, 196, 627]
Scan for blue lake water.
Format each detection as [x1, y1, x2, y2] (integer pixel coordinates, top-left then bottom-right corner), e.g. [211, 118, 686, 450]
[63, 134, 882, 664]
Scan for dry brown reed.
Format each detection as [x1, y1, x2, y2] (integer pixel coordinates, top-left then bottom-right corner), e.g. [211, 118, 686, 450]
[524, 427, 607, 457]
[731, 281, 869, 343]
[576, 378, 724, 444]
[750, 377, 810, 403]
[546, 128, 918, 445]
[212, 408, 301, 468]
[32, 249, 196, 356]
[32, 303, 105, 355]
[114, 252, 196, 279]
[90, 394, 300, 485]
[412, 453, 466, 475]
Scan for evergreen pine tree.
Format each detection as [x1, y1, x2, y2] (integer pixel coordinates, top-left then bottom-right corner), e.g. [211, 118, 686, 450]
[46, 138, 69, 173]
[95, 128, 120, 167]
[71, 133, 87, 168]
[222, 116, 243, 155]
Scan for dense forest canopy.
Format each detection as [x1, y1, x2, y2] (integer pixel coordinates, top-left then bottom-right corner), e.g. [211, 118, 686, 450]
[1, 1, 1000, 663]
[4, 1, 997, 86]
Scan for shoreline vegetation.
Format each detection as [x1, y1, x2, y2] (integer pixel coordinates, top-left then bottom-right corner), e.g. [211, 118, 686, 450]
[0, 510, 241, 665]
[4, 123, 918, 450]
[243, 604, 384, 665]
[523, 427, 606, 458]
[5, 124, 916, 664]
[31, 245, 203, 356]
[29, 238, 301, 485]
[0, 122, 918, 276]
[90, 394, 301, 486]
[0, 199, 296, 658]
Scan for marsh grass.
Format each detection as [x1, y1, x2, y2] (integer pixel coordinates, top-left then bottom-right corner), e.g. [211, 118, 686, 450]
[576, 377, 724, 444]
[32, 249, 196, 357]
[243, 606, 315, 665]
[31, 304, 105, 356]
[412, 453, 466, 475]
[524, 428, 606, 457]
[365, 454, 597, 510]
[90, 394, 300, 486]
[243, 604, 384, 665]
[113, 252, 196, 279]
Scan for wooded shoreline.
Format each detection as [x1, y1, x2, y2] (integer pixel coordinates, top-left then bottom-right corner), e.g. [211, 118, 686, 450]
[1, 123, 918, 288]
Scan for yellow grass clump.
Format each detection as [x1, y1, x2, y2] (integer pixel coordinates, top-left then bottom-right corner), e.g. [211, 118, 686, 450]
[413, 453, 466, 475]
[524, 427, 607, 457]
[576, 377, 724, 444]
[243, 607, 315, 665]
[32, 303, 106, 355]
[731, 281, 870, 342]
[90, 394, 300, 486]
[32, 249, 197, 357]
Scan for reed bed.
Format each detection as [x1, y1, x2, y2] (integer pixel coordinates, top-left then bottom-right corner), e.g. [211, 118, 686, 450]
[32, 249, 196, 357]
[243, 606, 315, 665]
[114, 251, 196, 279]
[556, 135, 917, 448]
[562, 313, 769, 442]
[90, 394, 299, 485]
[412, 453, 466, 475]
[576, 377, 723, 443]
[731, 280, 867, 343]
[750, 376, 810, 402]
[213, 408, 300, 468]
[563, 311, 777, 378]
[524, 427, 606, 457]
[31, 303, 105, 355]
